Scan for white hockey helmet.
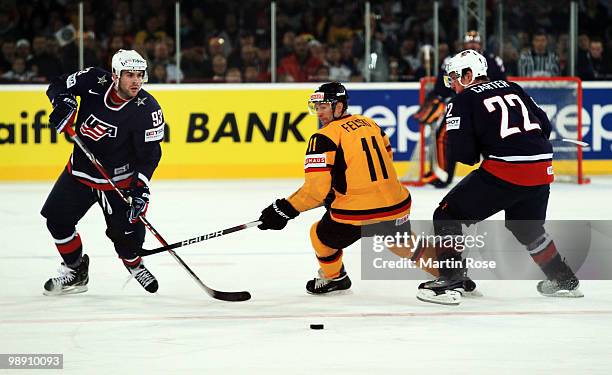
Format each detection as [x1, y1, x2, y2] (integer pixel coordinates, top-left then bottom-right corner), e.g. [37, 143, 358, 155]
[443, 49, 488, 88]
[111, 49, 148, 82]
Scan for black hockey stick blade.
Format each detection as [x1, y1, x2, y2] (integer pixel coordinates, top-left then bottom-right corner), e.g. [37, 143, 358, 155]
[166, 247, 251, 302]
[211, 289, 252, 302]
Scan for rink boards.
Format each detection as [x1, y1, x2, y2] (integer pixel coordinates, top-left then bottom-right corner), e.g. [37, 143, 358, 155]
[0, 82, 610, 180]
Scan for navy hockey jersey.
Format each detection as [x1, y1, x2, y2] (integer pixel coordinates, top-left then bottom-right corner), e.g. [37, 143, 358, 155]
[46, 67, 164, 190]
[445, 80, 554, 186]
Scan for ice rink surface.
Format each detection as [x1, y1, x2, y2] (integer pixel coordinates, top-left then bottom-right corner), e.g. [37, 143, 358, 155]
[1, 177, 612, 374]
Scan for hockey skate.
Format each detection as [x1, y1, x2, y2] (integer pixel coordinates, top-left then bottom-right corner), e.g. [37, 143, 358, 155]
[306, 267, 352, 295]
[537, 278, 583, 298]
[43, 254, 89, 296]
[537, 261, 583, 298]
[125, 261, 158, 293]
[416, 276, 480, 306]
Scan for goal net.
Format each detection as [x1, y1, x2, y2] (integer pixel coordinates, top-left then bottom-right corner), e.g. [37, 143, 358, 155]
[402, 76, 588, 185]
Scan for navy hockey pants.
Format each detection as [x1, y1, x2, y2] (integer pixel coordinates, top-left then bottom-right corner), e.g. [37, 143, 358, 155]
[41, 168, 145, 261]
[435, 168, 550, 245]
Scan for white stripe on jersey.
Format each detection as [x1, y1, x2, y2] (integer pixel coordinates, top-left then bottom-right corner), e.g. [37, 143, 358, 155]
[71, 168, 133, 184]
[137, 173, 150, 186]
[488, 153, 553, 162]
[103, 83, 134, 111]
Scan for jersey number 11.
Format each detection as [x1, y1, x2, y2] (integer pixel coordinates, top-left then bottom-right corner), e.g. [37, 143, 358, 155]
[361, 136, 389, 182]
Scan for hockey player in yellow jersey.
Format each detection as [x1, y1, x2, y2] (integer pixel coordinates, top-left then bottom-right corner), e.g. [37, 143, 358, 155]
[257, 82, 412, 294]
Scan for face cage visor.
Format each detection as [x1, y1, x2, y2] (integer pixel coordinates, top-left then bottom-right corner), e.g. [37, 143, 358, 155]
[309, 100, 340, 115]
[443, 70, 475, 88]
[443, 71, 459, 88]
[308, 91, 337, 115]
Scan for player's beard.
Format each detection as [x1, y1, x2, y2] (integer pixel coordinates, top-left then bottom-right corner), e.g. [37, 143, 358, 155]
[115, 80, 141, 100]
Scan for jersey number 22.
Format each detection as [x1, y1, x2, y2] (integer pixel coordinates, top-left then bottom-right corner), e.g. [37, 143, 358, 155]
[483, 94, 541, 138]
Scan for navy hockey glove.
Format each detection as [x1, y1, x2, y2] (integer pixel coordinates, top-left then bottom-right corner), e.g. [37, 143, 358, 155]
[258, 199, 299, 230]
[125, 184, 150, 223]
[49, 93, 78, 133]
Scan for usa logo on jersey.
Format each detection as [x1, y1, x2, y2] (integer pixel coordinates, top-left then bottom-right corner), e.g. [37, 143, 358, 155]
[80, 114, 118, 141]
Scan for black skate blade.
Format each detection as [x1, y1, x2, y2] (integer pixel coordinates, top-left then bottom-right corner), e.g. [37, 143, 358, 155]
[212, 290, 251, 302]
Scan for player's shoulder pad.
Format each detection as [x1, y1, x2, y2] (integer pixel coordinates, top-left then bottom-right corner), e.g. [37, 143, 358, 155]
[508, 81, 540, 106]
[90, 66, 111, 76]
[133, 88, 162, 111]
[65, 66, 108, 88]
[507, 80, 527, 93]
[306, 133, 337, 155]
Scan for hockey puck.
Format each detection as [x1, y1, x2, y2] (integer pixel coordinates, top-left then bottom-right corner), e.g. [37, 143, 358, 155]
[310, 324, 324, 330]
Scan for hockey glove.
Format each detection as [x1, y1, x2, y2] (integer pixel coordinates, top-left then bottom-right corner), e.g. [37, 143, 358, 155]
[49, 93, 78, 133]
[125, 184, 150, 223]
[258, 199, 299, 230]
[414, 95, 445, 125]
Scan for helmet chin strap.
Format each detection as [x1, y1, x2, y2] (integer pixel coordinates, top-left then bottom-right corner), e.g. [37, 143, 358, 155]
[331, 102, 338, 120]
[330, 101, 347, 120]
[112, 73, 120, 90]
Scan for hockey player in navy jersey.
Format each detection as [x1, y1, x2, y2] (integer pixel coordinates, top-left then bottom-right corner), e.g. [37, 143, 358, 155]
[416, 49, 583, 305]
[415, 31, 506, 188]
[42, 50, 165, 295]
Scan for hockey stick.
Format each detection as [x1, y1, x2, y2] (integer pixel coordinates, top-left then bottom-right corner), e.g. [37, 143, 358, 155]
[137, 220, 261, 257]
[561, 138, 589, 147]
[64, 124, 251, 302]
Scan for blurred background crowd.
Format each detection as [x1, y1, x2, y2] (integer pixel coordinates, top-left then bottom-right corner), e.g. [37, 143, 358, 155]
[0, 0, 611, 84]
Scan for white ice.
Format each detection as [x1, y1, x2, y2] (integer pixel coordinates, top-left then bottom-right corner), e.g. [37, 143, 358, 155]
[1, 177, 612, 374]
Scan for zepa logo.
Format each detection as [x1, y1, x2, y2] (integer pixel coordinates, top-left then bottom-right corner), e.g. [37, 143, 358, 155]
[80, 114, 118, 141]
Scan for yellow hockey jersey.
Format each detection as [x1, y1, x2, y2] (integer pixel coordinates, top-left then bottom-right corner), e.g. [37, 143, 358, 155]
[287, 114, 411, 225]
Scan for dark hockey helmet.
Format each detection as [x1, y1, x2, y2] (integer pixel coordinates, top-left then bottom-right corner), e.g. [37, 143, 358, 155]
[308, 82, 349, 117]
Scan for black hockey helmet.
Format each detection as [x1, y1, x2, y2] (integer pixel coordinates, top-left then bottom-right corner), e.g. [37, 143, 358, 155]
[308, 81, 349, 118]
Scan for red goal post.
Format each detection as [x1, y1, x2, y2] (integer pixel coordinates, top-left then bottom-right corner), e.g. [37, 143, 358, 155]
[402, 76, 588, 185]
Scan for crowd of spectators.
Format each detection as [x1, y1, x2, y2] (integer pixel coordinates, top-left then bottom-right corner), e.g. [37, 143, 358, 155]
[0, 0, 611, 84]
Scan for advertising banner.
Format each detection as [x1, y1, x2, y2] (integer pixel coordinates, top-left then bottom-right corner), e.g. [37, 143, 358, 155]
[0, 85, 317, 179]
[0, 82, 610, 180]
